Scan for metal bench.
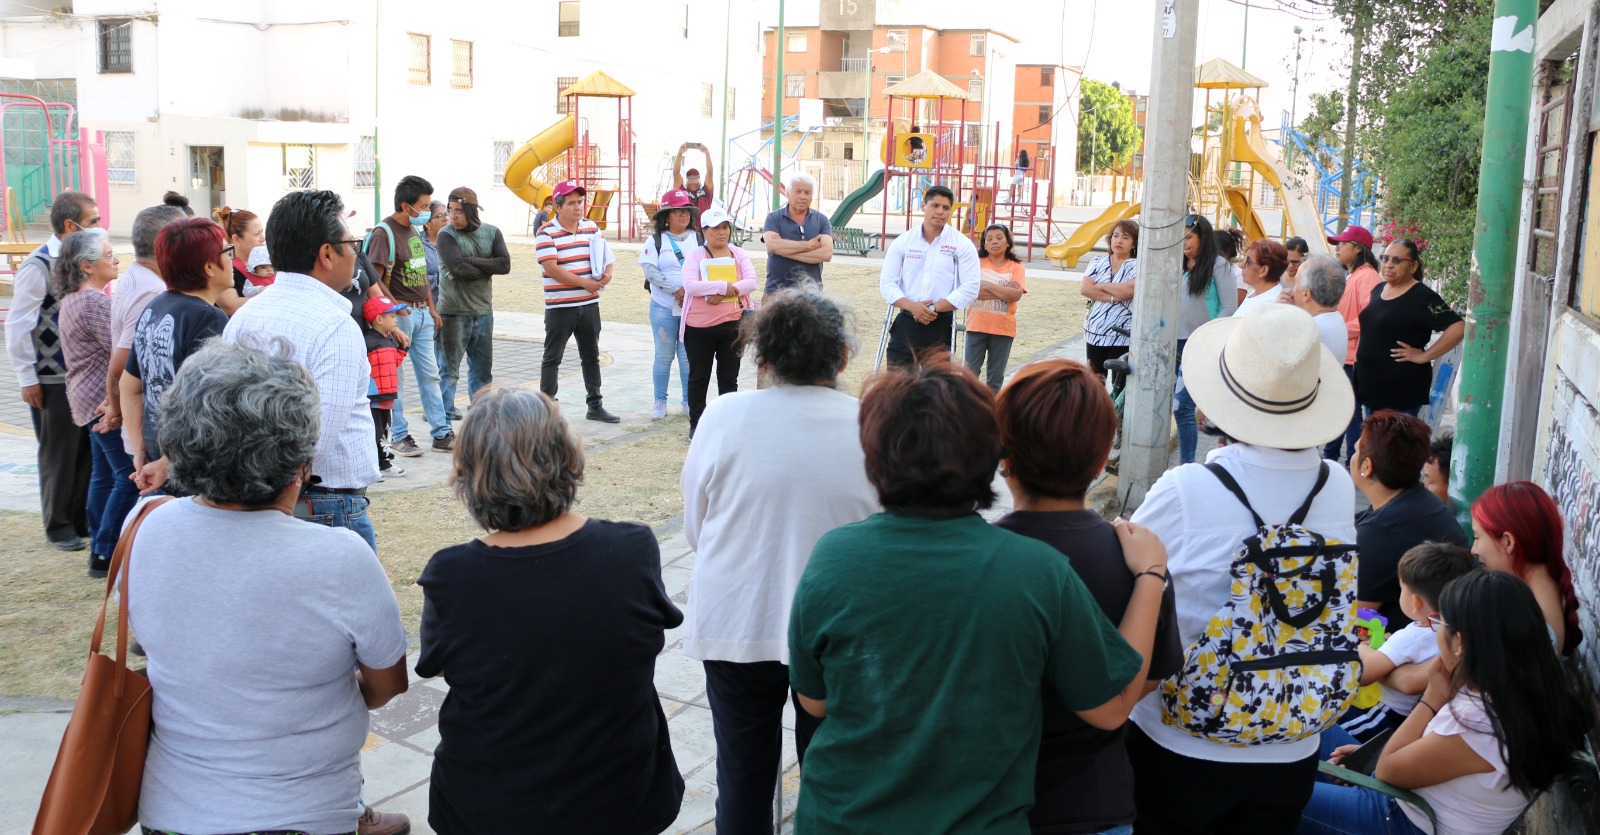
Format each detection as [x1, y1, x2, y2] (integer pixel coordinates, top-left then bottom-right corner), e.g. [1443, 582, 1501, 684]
[833, 227, 876, 256]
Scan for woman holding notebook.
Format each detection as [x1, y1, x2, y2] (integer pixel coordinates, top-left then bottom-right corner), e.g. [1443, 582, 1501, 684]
[680, 206, 758, 437]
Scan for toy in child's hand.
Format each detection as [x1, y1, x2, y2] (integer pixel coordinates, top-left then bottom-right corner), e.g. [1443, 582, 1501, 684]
[1354, 608, 1388, 650]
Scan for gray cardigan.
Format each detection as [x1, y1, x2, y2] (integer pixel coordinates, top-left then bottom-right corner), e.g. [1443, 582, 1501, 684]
[1178, 256, 1238, 339]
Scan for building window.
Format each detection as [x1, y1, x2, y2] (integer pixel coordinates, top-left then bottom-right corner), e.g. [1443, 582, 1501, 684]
[283, 144, 316, 190]
[1037, 104, 1052, 125]
[785, 73, 805, 97]
[407, 33, 430, 85]
[886, 29, 907, 52]
[967, 79, 984, 101]
[1041, 67, 1054, 86]
[886, 74, 904, 86]
[355, 135, 376, 189]
[556, 75, 577, 113]
[1133, 152, 1144, 171]
[104, 131, 135, 185]
[559, 1, 580, 37]
[1136, 98, 1147, 113]
[965, 124, 983, 148]
[492, 140, 513, 187]
[843, 143, 854, 160]
[98, 19, 132, 74]
[787, 31, 807, 52]
[700, 83, 715, 118]
[970, 34, 986, 56]
[726, 87, 736, 119]
[450, 40, 473, 88]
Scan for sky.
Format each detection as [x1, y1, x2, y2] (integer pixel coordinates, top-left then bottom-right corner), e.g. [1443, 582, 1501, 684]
[762, 0, 1354, 134]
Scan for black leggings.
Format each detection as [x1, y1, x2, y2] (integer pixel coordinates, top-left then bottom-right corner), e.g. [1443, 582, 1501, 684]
[684, 319, 742, 433]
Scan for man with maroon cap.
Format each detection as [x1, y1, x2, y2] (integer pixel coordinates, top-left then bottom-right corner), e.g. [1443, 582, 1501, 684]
[536, 180, 620, 423]
[683, 168, 714, 215]
[1326, 223, 1383, 462]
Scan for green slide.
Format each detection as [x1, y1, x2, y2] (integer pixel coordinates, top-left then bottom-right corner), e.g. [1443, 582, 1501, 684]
[830, 169, 886, 228]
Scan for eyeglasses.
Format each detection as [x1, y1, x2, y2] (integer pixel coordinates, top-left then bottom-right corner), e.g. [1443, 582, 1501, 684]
[221, 244, 236, 259]
[1242, 257, 1256, 266]
[330, 238, 363, 253]
[1380, 255, 1413, 265]
[1426, 612, 1447, 632]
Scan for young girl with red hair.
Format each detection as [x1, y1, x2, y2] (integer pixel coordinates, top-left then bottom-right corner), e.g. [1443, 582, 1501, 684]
[1470, 481, 1582, 655]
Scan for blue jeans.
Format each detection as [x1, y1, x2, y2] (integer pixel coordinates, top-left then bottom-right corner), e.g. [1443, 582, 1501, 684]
[439, 313, 494, 410]
[649, 301, 689, 405]
[1297, 784, 1428, 835]
[1174, 340, 1198, 463]
[1089, 827, 1133, 835]
[391, 312, 450, 441]
[86, 423, 138, 558]
[295, 490, 377, 553]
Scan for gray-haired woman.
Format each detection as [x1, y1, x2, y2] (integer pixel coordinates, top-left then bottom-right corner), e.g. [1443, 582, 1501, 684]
[52, 228, 131, 577]
[126, 339, 410, 835]
[679, 289, 879, 831]
[416, 387, 685, 834]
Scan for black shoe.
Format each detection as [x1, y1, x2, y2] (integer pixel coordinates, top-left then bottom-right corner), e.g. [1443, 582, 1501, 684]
[446, 409, 463, 421]
[432, 431, 456, 451]
[50, 535, 87, 552]
[586, 406, 620, 424]
[87, 554, 109, 579]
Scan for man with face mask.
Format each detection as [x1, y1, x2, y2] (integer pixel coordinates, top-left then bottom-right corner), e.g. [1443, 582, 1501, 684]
[436, 186, 509, 416]
[365, 174, 453, 454]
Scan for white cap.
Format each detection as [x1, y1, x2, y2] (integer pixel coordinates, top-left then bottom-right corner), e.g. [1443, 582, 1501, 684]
[700, 206, 734, 230]
[246, 245, 272, 271]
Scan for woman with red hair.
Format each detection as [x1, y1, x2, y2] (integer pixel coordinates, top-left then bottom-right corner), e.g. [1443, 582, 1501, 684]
[1470, 481, 1582, 656]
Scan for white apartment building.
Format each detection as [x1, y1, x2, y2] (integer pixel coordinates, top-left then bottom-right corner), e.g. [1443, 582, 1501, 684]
[0, 0, 764, 237]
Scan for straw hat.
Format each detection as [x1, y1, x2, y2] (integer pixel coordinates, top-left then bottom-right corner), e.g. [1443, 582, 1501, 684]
[1181, 304, 1354, 450]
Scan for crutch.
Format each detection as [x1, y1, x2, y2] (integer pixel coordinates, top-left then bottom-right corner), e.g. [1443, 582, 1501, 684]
[872, 303, 895, 373]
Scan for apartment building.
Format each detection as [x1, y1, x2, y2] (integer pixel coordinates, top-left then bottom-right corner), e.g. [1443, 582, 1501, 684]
[1012, 63, 1081, 201]
[1114, 89, 1149, 179]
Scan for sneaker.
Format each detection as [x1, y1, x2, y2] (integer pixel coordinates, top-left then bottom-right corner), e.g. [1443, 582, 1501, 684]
[446, 409, 463, 421]
[357, 807, 411, 835]
[378, 465, 406, 481]
[391, 436, 424, 457]
[87, 554, 109, 579]
[432, 431, 456, 452]
[586, 406, 621, 424]
[650, 400, 667, 419]
[50, 535, 87, 552]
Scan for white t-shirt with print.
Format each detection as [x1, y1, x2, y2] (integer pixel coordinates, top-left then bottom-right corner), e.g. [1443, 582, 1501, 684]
[1375, 622, 1440, 714]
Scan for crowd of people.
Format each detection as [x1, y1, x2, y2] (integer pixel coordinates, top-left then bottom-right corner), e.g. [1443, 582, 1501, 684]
[5, 179, 1593, 835]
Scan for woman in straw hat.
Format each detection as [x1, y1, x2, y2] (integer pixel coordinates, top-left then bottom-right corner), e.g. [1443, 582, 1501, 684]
[1126, 303, 1359, 833]
[640, 189, 703, 419]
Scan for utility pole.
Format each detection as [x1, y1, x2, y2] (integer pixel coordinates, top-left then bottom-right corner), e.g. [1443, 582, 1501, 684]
[1118, 0, 1200, 511]
[1241, 0, 1249, 69]
[1337, 11, 1364, 228]
[719, 0, 732, 198]
[1451, 0, 1538, 507]
[772, 0, 786, 211]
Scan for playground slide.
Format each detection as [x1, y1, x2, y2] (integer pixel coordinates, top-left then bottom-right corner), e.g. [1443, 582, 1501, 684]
[1230, 104, 1331, 256]
[830, 168, 886, 228]
[503, 114, 576, 209]
[1046, 202, 1140, 269]
[1222, 187, 1268, 243]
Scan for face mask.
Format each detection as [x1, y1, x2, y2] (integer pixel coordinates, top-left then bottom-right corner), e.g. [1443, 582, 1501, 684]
[410, 210, 431, 226]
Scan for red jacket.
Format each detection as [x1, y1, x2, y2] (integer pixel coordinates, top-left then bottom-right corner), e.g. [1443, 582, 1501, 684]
[367, 342, 407, 407]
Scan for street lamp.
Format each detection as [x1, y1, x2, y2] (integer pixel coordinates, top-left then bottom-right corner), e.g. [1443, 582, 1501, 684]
[1287, 26, 1303, 170]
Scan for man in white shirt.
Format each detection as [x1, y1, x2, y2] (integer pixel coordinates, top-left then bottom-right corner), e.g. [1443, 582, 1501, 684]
[877, 186, 980, 367]
[1293, 255, 1351, 365]
[107, 204, 185, 455]
[5, 191, 96, 551]
[223, 190, 382, 554]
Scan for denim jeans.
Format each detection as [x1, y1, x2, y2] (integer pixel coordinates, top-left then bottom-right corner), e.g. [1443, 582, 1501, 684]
[1174, 339, 1198, 464]
[1297, 784, 1428, 835]
[649, 301, 689, 405]
[964, 331, 1014, 393]
[295, 490, 377, 553]
[86, 422, 138, 558]
[391, 312, 450, 441]
[439, 313, 494, 410]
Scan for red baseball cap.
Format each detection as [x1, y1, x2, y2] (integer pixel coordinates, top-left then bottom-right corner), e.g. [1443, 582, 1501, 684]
[363, 295, 407, 323]
[1327, 225, 1373, 249]
[552, 180, 586, 199]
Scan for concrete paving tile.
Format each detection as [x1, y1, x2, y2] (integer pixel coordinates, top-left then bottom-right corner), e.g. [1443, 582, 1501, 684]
[668, 767, 720, 834]
[369, 782, 436, 835]
[654, 648, 707, 703]
[0, 712, 69, 834]
[662, 563, 693, 602]
[404, 724, 442, 755]
[360, 737, 435, 804]
[665, 702, 721, 775]
[370, 684, 447, 741]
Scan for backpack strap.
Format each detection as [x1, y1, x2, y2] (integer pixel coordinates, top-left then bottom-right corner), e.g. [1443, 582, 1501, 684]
[1289, 462, 1331, 526]
[1205, 463, 1265, 529]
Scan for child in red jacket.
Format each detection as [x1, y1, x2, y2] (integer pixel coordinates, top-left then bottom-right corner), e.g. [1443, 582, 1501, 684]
[364, 296, 409, 478]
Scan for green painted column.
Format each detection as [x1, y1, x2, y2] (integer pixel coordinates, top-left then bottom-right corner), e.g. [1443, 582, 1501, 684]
[1452, 4, 1538, 509]
[772, 0, 785, 211]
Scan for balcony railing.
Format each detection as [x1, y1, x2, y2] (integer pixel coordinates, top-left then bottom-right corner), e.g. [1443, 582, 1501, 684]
[839, 57, 869, 73]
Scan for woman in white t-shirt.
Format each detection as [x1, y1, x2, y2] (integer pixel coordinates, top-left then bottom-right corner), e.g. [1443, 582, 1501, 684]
[1300, 570, 1592, 835]
[1235, 239, 1289, 318]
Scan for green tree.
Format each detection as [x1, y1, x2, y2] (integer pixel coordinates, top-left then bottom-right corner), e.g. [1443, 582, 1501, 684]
[1077, 79, 1141, 175]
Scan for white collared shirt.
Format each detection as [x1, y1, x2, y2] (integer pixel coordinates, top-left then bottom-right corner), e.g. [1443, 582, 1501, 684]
[1129, 442, 1358, 764]
[4, 234, 62, 387]
[222, 272, 379, 490]
[878, 223, 981, 310]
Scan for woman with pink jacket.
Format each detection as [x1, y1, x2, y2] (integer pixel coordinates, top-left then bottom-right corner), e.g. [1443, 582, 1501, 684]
[679, 207, 758, 437]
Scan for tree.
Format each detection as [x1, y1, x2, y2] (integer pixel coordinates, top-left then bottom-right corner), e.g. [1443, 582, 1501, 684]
[1077, 79, 1141, 175]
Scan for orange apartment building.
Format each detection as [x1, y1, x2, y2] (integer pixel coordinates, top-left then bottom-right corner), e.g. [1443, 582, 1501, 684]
[1012, 63, 1082, 192]
[1114, 88, 1149, 179]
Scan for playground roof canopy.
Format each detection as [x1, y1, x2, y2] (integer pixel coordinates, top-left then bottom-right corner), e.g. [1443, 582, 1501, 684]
[1194, 58, 1269, 90]
[884, 70, 971, 100]
[561, 71, 636, 98]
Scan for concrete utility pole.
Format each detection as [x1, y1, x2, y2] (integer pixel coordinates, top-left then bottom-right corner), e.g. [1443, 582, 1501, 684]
[1337, 11, 1364, 228]
[772, 0, 786, 211]
[1118, 0, 1200, 511]
[1452, 0, 1538, 507]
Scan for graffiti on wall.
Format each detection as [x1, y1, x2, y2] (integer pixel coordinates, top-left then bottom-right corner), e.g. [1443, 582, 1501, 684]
[1542, 383, 1600, 683]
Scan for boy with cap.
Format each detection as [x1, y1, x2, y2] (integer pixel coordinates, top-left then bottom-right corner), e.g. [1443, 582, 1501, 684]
[364, 296, 409, 478]
[535, 179, 619, 423]
[437, 186, 510, 417]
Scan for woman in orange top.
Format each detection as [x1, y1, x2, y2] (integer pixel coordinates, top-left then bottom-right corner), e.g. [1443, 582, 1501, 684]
[1325, 224, 1383, 463]
[964, 225, 1028, 393]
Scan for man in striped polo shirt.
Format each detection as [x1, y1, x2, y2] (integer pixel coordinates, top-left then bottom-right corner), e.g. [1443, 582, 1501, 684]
[537, 180, 619, 423]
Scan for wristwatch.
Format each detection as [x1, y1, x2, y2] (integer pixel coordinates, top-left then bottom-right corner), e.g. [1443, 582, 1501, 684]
[1133, 567, 1170, 589]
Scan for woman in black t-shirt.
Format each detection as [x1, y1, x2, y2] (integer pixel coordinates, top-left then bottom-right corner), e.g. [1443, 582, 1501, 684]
[415, 388, 684, 834]
[1353, 240, 1464, 414]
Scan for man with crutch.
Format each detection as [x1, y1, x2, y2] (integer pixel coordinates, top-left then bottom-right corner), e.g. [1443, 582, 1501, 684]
[877, 185, 981, 368]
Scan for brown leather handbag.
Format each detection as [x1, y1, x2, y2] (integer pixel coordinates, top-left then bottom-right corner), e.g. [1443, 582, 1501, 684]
[33, 496, 173, 835]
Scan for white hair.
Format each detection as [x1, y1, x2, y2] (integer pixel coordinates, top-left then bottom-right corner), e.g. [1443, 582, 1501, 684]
[788, 173, 818, 193]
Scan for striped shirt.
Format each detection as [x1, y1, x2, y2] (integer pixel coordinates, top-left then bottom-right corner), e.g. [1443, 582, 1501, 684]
[1084, 254, 1138, 347]
[537, 218, 602, 308]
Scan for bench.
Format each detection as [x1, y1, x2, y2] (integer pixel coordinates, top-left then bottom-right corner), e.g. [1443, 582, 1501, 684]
[833, 227, 877, 256]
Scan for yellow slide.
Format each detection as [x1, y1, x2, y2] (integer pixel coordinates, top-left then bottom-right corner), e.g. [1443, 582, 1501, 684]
[1046, 202, 1141, 269]
[1230, 99, 1330, 256]
[503, 115, 576, 210]
[1222, 186, 1268, 243]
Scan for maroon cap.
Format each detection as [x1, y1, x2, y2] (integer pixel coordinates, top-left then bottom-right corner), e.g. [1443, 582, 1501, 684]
[1327, 225, 1373, 249]
[552, 180, 586, 199]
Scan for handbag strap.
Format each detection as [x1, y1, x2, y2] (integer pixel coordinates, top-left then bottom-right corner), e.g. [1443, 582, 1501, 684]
[89, 496, 175, 696]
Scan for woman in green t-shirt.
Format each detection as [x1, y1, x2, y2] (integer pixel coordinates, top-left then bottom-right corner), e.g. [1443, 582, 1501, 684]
[787, 358, 1168, 834]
